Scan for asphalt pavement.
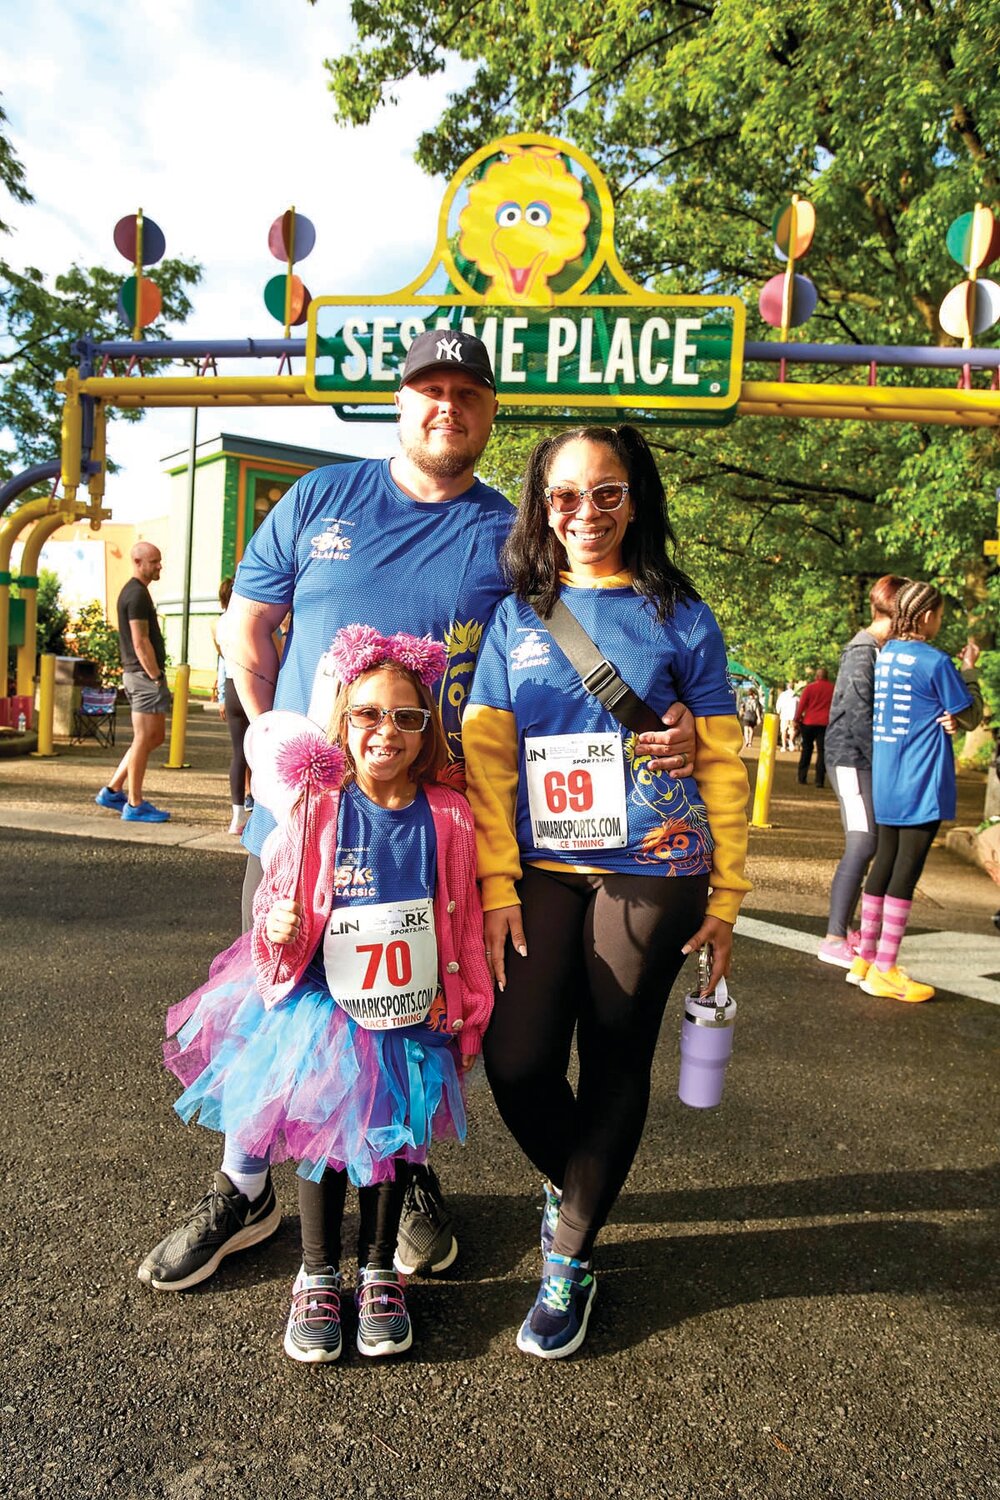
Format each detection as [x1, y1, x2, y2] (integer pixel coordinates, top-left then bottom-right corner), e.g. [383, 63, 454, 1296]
[1, 715, 997, 1499]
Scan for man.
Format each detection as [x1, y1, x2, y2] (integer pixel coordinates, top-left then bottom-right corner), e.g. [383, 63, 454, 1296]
[138, 331, 695, 1293]
[774, 681, 799, 752]
[94, 541, 172, 823]
[795, 666, 834, 788]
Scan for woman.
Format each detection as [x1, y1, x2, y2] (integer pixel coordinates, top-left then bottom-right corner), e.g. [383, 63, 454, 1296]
[850, 580, 982, 1003]
[213, 578, 251, 834]
[817, 575, 908, 972]
[463, 424, 750, 1359]
[738, 687, 762, 749]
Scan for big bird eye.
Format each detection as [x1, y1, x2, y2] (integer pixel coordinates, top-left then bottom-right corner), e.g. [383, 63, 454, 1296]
[525, 201, 551, 227]
[496, 202, 522, 227]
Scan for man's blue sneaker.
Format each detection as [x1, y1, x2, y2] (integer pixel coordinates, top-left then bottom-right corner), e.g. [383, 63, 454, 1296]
[122, 800, 171, 823]
[540, 1180, 561, 1258]
[516, 1253, 596, 1360]
[95, 786, 127, 811]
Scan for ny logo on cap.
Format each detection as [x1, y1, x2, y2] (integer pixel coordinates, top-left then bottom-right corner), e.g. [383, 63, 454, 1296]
[435, 336, 463, 362]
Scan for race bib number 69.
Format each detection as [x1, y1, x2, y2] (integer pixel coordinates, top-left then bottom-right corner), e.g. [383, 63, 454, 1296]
[524, 732, 628, 852]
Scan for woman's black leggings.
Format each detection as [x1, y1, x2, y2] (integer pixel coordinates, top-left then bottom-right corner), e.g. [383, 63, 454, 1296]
[483, 864, 708, 1262]
[863, 821, 940, 902]
[224, 676, 250, 805]
[298, 1163, 407, 1274]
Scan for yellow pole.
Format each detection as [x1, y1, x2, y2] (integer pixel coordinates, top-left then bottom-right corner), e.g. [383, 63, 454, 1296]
[31, 651, 57, 758]
[0, 495, 59, 695]
[60, 367, 82, 504]
[133, 208, 144, 342]
[164, 662, 190, 769]
[15, 511, 76, 696]
[750, 711, 779, 829]
[86, 399, 110, 530]
[283, 205, 296, 338]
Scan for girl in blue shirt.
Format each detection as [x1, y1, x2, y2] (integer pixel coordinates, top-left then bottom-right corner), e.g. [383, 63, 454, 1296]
[851, 581, 982, 1003]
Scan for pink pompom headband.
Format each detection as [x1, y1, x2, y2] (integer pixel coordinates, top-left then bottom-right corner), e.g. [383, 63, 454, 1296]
[328, 624, 448, 688]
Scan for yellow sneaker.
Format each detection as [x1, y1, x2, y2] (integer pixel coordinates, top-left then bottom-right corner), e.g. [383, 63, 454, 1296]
[859, 964, 935, 1003]
[845, 956, 871, 988]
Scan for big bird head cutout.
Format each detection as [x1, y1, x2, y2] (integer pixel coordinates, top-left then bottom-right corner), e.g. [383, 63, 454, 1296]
[458, 146, 591, 305]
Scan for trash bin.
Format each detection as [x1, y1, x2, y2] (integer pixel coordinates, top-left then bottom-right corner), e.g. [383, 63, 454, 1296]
[43, 657, 101, 737]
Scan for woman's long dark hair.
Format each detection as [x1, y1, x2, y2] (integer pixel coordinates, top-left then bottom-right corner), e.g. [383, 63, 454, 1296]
[501, 424, 699, 622]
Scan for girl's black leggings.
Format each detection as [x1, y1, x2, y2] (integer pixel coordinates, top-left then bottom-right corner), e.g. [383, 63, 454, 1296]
[483, 863, 708, 1262]
[863, 821, 940, 902]
[298, 1164, 407, 1274]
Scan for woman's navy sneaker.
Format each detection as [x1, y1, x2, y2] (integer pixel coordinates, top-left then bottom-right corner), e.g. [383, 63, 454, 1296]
[516, 1253, 596, 1359]
[137, 1171, 280, 1291]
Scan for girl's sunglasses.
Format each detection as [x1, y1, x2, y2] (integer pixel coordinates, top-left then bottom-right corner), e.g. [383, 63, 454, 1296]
[347, 705, 430, 733]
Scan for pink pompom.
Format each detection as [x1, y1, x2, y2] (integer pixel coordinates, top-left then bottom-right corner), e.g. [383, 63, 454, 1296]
[275, 733, 345, 793]
[327, 624, 448, 688]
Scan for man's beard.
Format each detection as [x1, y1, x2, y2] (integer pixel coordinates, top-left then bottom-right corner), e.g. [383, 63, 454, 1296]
[400, 429, 483, 481]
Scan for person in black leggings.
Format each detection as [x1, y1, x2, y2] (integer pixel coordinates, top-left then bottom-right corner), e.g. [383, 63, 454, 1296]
[214, 578, 251, 834]
[463, 424, 750, 1359]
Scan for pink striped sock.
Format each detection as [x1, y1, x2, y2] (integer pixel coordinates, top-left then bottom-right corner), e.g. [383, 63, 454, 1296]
[859, 894, 883, 961]
[875, 896, 912, 970]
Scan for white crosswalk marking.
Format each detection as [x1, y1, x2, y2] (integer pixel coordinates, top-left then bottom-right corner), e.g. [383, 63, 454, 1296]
[737, 915, 1000, 1006]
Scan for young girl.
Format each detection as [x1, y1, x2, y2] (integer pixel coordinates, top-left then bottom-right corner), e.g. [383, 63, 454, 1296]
[152, 626, 492, 1362]
[849, 581, 982, 1002]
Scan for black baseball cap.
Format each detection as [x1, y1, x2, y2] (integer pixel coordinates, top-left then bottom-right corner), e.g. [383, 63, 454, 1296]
[399, 329, 496, 390]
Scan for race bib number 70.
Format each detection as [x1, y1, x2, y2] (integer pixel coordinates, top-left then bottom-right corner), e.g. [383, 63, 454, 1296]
[524, 732, 628, 852]
[323, 897, 438, 1030]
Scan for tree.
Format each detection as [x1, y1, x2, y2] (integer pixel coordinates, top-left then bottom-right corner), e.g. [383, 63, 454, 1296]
[34, 568, 68, 656]
[0, 95, 202, 489]
[321, 0, 1000, 668]
[63, 600, 123, 689]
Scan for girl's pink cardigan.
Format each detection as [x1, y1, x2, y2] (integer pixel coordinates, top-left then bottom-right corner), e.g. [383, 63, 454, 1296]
[250, 782, 494, 1057]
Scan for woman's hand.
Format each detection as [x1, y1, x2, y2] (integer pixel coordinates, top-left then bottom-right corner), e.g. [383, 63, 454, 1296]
[484, 904, 527, 992]
[938, 712, 958, 737]
[682, 915, 734, 994]
[266, 899, 302, 945]
[638, 702, 696, 779]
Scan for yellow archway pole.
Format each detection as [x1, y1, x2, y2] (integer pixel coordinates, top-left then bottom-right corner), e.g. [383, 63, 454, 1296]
[15, 509, 83, 695]
[0, 496, 65, 691]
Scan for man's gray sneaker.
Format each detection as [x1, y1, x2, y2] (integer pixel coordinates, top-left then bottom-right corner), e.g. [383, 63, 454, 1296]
[137, 1171, 280, 1291]
[393, 1163, 457, 1275]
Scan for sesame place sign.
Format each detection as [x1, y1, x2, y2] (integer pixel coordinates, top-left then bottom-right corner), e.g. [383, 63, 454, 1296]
[305, 134, 745, 423]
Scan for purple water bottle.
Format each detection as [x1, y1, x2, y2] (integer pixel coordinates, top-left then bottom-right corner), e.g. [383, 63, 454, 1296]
[678, 946, 737, 1109]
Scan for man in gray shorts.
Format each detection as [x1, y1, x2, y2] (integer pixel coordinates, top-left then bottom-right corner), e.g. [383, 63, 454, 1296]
[94, 541, 173, 823]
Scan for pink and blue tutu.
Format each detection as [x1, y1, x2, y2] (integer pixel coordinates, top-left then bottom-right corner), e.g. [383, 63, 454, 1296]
[163, 933, 466, 1186]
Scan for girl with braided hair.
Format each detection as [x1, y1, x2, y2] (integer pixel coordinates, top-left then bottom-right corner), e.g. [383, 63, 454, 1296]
[848, 581, 982, 1002]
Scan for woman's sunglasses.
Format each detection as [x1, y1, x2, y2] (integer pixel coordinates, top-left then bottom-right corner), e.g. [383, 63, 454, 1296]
[544, 481, 629, 514]
[347, 705, 431, 733]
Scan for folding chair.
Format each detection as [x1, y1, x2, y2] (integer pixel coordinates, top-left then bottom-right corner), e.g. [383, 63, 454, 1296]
[72, 687, 118, 747]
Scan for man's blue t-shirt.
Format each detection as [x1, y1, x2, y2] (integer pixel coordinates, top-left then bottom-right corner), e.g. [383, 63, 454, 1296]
[871, 639, 973, 824]
[235, 459, 513, 854]
[468, 586, 735, 876]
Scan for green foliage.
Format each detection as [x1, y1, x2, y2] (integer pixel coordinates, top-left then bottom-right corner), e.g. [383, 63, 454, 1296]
[0, 95, 31, 235]
[325, 0, 1000, 667]
[0, 257, 202, 483]
[63, 600, 122, 689]
[34, 568, 68, 656]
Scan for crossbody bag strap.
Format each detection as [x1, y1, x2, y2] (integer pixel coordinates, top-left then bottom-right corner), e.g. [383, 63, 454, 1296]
[531, 597, 663, 735]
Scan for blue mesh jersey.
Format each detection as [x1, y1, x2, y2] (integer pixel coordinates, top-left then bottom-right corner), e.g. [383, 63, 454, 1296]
[235, 459, 514, 855]
[303, 784, 437, 990]
[872, 639, 973, 825]
[469, 586, 736, 876]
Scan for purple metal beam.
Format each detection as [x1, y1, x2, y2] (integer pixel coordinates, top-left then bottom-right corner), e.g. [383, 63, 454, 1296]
[80, 335, 1000, 372]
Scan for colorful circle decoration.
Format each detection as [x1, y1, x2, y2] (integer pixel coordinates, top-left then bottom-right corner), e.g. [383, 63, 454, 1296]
[265, 209, 315, 328]
[113, 211, 165, 333]
[940, 204, 1000, 345]
[759, 196, 818, 334]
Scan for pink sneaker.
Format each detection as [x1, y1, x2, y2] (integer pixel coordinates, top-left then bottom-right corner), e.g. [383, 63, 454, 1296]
[817, 936, 858, 970]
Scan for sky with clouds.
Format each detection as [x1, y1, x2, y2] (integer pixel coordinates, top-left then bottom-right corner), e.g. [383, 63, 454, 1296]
[0, 0, 469, 520]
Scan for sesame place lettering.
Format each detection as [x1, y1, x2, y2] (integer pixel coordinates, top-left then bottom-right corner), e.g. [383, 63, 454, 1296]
[335, 314, 702, 388]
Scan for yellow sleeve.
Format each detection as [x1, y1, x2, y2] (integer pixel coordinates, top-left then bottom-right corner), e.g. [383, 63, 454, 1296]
[694, 714, 752, 924]
[461, 702, 523, 911]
